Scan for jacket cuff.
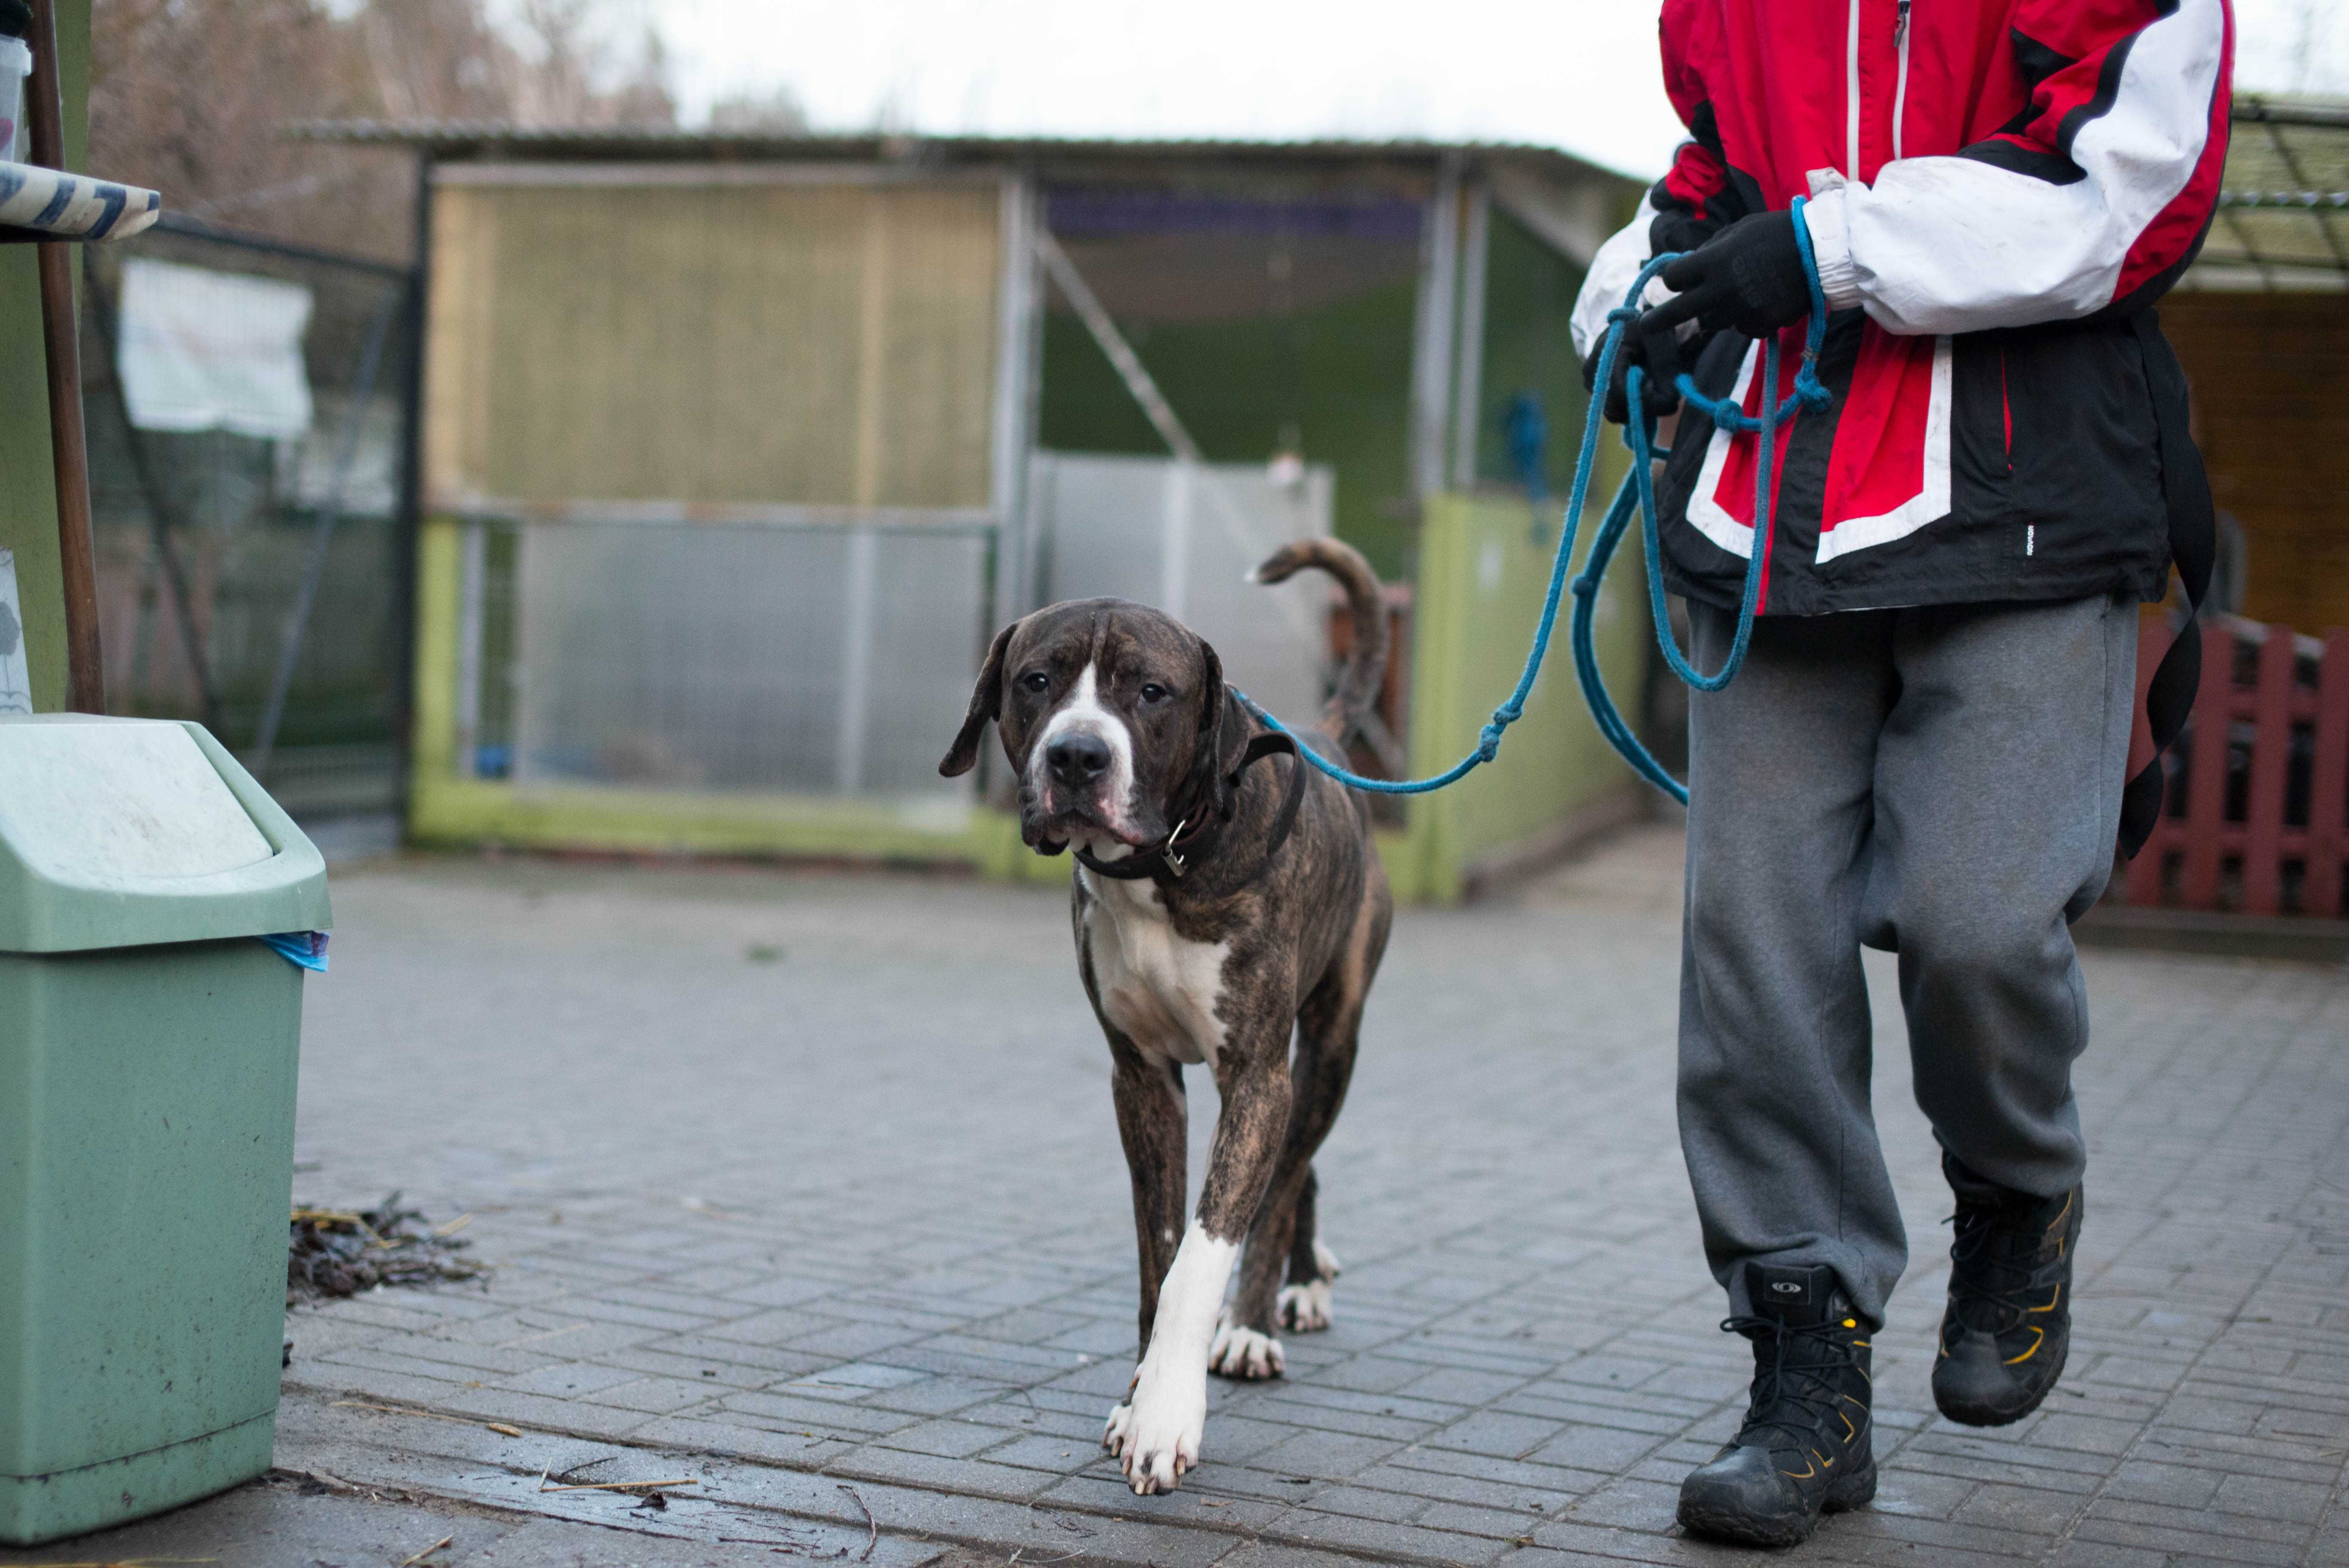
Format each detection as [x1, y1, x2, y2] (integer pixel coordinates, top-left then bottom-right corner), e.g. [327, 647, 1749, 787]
[1801, 189, 1864, 313]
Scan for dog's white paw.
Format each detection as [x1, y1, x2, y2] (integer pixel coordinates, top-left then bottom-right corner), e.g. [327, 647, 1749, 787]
[1313, 1241, 1343, 1280]
[1112, 1361, 1207, 1494]
[1208, 1312, 1286, 1380]
[1277, 1278, 1334, 1332]
[1104, 1361, 1144, 1456]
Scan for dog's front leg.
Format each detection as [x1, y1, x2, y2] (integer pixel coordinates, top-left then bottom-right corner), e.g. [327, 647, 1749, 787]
[1114, 1046, 1292, 1495]
[1102, 1043, 1187, 1475]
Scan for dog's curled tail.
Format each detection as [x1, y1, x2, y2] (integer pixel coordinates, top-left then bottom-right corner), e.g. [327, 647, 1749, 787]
[1252, 537, 1388, 740]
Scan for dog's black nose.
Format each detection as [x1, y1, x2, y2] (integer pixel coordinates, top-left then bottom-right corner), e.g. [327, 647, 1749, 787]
[1046, 733, 1113, 790]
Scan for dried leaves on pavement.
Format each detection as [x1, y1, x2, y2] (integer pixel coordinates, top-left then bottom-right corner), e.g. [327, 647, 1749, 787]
[288, 1193, 484, 1303]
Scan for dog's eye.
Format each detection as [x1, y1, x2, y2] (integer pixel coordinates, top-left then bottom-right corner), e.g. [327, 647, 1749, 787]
[1138, 683, 1170, 705]
[1018, 671, 1051, 694]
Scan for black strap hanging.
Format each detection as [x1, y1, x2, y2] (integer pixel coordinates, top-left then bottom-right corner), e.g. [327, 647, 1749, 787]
[2118, 311, 2217, 861]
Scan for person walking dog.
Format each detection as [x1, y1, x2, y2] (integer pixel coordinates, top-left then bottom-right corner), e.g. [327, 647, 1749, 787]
[1570, 0, 2232, 1547]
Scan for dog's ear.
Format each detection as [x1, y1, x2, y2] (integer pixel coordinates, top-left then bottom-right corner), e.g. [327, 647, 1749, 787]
[1185, 635, 1228, 804]
[940, 620, 1017, 778]
[1196, 635, 1225, 751]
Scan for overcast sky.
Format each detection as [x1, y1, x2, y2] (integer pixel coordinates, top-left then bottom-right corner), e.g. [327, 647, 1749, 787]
[539, 0, 2349, 181]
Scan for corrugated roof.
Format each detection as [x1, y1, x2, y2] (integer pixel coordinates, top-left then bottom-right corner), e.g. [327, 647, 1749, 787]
[298, 108, 2341, 286]
[287, 119, 1628, 186]
[2189, 94, 2349, 289]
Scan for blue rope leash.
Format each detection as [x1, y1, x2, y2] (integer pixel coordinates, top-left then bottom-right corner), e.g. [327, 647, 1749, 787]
[1237, 198, 1829, 802]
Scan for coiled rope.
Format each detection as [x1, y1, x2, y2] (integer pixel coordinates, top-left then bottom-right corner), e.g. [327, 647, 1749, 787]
[1237, 197, 1831, 804]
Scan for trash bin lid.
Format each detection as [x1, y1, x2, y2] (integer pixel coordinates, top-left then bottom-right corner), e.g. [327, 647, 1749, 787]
[0, 715, 330, 953]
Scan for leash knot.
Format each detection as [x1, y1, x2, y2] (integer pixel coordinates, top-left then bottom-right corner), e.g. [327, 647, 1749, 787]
[1475, 719, 1506, 762]
[1794, 361, 1832, 413]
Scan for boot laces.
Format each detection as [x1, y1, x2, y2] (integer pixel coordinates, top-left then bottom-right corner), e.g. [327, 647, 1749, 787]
[1720, 1314, 1862, 1454]
[1946, 1195, 2064, 1334]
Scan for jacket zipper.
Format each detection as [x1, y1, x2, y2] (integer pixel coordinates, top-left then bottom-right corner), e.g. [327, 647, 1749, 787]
[1893, 0, 1913, 162]
[1845, 0, 1863, 176]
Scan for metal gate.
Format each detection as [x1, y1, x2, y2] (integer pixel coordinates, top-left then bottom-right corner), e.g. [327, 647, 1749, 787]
[450, 514, 988, 806]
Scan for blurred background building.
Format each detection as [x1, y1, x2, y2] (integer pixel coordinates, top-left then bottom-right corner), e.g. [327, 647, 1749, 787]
[70, 0, 2349, 909]
[290, 123, 1651, 901]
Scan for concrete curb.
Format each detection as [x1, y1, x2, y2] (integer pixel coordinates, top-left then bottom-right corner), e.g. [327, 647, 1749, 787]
[2075, 903, 2349, 964]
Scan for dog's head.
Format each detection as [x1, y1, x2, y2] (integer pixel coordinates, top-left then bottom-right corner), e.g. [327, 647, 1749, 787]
[939, 598, 1226, 858]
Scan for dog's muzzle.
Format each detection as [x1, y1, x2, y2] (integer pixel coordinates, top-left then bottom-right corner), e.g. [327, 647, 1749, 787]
[1021, 730, 1153, 851]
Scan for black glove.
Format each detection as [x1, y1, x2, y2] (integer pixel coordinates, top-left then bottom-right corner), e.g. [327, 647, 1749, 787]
[1645, 209, 1812, 341]
[1583, 308, 1687, 426]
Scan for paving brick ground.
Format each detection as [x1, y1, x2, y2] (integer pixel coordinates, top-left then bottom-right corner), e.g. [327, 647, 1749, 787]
[149, 827, 2349, 1565]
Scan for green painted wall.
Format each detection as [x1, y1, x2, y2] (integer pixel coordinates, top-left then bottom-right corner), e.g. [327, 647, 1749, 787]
[1390, 485, 1646, 904]
[1036, 278, 1421, 581]
[0, 0, 86, 713]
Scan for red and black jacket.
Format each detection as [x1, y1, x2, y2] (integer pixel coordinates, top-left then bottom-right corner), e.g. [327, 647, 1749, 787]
[1570, 0, 2234, 618]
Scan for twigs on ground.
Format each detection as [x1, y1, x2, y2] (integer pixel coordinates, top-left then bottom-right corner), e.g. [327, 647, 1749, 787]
[330, 1397, 523, 1438]
[536, 1475, 698, 1494]
[547, 1457, 616, 1485]
[289, 1192, 485, 1302]
[397, 1537, 454, 1568]
[835, 1483, 879, 1561]
[533, 1461, 697, 1498]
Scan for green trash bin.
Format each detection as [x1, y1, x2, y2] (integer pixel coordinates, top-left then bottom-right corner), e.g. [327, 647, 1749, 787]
[0, 715, 329, 1545]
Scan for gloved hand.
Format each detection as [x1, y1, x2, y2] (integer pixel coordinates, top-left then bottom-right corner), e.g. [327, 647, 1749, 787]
[1583, 308, 1687, 426]
[1643, 209, 1812, 341]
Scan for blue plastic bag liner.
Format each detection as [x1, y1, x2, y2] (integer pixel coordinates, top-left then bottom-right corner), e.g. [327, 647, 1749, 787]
[257, 931, 327, 973]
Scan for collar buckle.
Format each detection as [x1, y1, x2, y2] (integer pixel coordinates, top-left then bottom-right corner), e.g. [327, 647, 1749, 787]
[1161, 817, 1190, 879]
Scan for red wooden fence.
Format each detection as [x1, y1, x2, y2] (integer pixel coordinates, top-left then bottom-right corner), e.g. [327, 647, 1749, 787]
[2126, 614, 2349, 916]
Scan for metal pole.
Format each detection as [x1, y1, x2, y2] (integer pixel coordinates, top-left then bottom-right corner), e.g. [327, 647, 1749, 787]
[390, 151, 431, 825]
[1450, 179, 1491, 491]
[26, 0, 101, 712]
[1409, 153, 1464, 505]
[1034, 229, 1200, 463]
[150, 210, 412, 280]
[250, 288, 400, 781]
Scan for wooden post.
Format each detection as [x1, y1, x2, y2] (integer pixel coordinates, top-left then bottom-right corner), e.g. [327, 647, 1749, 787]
[2177, 619, 2236, 909]
[24, 0, 101, 713]
[2240, 625, 2297, 915]
[2310, 631, 2349, 919]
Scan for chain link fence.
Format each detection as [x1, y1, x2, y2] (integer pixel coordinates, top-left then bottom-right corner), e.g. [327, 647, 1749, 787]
[81, 216, 415, 824]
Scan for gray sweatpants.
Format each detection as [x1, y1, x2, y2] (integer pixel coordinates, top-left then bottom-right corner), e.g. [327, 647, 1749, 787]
[1677, 592, 2138, 1327]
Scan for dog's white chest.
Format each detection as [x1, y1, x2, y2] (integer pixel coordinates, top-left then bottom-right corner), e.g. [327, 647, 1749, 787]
[1082, 875, 1230, 1069]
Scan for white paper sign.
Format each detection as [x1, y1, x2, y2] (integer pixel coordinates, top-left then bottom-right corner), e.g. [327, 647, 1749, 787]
[116, 258, 314, 439]
[0, 549, 31, 715]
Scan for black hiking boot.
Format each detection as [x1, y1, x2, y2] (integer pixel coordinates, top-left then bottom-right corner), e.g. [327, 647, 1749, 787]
[1934, 1152, 2080, 1426]
[1677, 1263, 1876, 1548]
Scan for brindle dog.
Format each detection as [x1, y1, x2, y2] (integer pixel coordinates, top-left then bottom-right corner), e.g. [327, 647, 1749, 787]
[941, 538, 1394, 1496]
